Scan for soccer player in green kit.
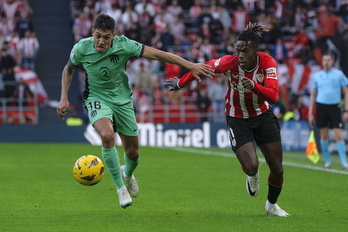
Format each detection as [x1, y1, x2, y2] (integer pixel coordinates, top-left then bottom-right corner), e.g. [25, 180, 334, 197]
[56, 14, 214, 209]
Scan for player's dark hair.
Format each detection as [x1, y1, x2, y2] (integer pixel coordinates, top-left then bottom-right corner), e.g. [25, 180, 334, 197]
[322, 52, 334, 60]
[94, 14, 115, 32]
[237, 23, 268, 48]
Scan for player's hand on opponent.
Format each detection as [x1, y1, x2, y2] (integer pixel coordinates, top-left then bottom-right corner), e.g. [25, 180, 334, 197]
[164, 77, 181, 91]
[190, 63, 214, 82]
[57, 99, 70, 120]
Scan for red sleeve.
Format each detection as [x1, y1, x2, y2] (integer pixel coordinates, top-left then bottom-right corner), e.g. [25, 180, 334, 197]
[178, 55, 235, 88]
[251, 55, 279, 104]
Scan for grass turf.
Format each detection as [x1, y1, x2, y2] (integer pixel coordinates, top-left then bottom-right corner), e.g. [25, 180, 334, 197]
[0, 143, 347, 232]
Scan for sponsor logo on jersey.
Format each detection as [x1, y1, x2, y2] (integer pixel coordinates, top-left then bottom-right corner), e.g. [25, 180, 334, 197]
[110, 55, 119, 63]
[266, 68, 277, 79]
[90, 110, 97, 117]
[214, 58, 221, 67]
[99, 67, 111, 81]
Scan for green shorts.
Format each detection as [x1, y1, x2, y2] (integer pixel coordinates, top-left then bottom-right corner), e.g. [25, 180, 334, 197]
[84, 99, 138, 136]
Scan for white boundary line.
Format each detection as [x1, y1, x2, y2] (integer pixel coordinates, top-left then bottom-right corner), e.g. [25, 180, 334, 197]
[163, 147, 348, 175]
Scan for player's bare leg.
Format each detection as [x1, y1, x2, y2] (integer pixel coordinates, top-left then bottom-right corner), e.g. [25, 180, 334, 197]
[260, 142, 290, 216]
[235, 142, 260, 197]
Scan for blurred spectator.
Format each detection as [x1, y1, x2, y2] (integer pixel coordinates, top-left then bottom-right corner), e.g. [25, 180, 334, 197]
[167, 0, 183, 17]
[18, 29, 39, 71]
[125, 21, 140, 41]
[200, 37, 217, 60]
[94, 0, 111, 15]
[10, 77, 33, 106]
[159, 27, 175, 52]
[0, 16, 14, 38]
[297, 94, 309, 121]
[189, 0, 202, 28]
[316, 7, 343, 54]
[15, 11, 33, 38]
[209, 12, 224, 44]
[196, 87, 211, 122]
[164, 62, 182, 79]
[232, 4, 250, 33]
[0, 31, 5, 51]
[152, 80, 164, 105]
[216, 4, 231, 33]
[339, 0, 348, 23]
[135, 61, 156, 95]
[0, 46, 17, 98]
[121, 1, 139, 30]
[138, 90, 150, 122]
[270, 37, 288, 64]
[208, 75, 226, 122]
[292, 27, 312, 64]
[167, 90, 183, 105]
[195, 4, 212, 30]
[73, 11, 92, 42]
[272, 99, 287, 120]
[2, 0, 19, 25]
[134, 0, 155, 18]
[106, 3, 122, 25]
[170, 15, 186, 44]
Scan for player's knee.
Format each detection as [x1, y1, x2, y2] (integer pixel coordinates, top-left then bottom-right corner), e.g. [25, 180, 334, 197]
[271, 168, 284, 181]
[99, 130, 115, 145]
[126, 147, 139, 160]
[242, 163, 259, 176]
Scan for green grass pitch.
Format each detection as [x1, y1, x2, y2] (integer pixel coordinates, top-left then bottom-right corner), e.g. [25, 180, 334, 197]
[1, 143, 347, 232]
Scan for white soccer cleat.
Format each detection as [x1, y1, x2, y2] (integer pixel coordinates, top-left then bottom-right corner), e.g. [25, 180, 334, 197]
[265, 200, 290, 217]
[324, 163, 332, 169]
[117, 186, 132, 209]
[120, 165, 139, 198]
[343, 164, 348, 171]
[246, 173, 259, 197]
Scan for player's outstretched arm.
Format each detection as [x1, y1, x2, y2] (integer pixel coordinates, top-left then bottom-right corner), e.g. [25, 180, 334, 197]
[142, 46, 214, 81]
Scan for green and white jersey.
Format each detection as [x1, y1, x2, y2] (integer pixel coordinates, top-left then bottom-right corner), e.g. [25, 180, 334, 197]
[70, 35, 144, 105]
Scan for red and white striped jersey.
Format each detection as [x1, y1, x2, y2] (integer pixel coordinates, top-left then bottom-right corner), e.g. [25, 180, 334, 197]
[179, 52, 279, 118]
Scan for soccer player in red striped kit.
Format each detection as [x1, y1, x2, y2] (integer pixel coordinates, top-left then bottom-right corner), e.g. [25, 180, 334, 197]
[165, 23, 290, 216]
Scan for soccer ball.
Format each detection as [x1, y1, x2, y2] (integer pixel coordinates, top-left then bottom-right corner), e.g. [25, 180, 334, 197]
[73, 155, 105, 186]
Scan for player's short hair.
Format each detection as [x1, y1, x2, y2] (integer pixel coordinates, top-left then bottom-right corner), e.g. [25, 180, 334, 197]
[237, 23, 268, 48]
[322, 52, 334, 60]
[94, 14, 115, 32]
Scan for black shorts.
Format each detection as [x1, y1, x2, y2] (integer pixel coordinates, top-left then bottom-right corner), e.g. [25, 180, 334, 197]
[315, 103, 343, 129]
[226, 109, 281, 152]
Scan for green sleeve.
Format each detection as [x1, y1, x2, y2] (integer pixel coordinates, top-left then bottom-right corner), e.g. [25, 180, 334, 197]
[123, 36, 144, 58]
[69, 43, 81, 66]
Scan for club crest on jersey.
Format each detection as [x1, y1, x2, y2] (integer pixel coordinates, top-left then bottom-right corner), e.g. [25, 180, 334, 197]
[110, 55, 119, 63]
[255, 74, 264, 82]
[70, 49, 74, 59]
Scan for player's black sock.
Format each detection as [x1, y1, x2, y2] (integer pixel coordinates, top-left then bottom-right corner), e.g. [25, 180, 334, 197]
[267, 174, 283, 204]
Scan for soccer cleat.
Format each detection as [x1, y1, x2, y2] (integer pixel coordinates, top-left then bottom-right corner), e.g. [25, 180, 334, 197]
[324, 163, 332, 169]
[246, 173, 259, 197]
[117, 186, 132, 209]
[120, 165, 139, 198]
[265, 200, 290, 217]
[343, 164, 348, 171]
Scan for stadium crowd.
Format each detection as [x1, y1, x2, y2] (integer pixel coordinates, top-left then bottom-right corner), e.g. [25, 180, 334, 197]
[0, 0, 38, 124]
[1, 0, 348, 123]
